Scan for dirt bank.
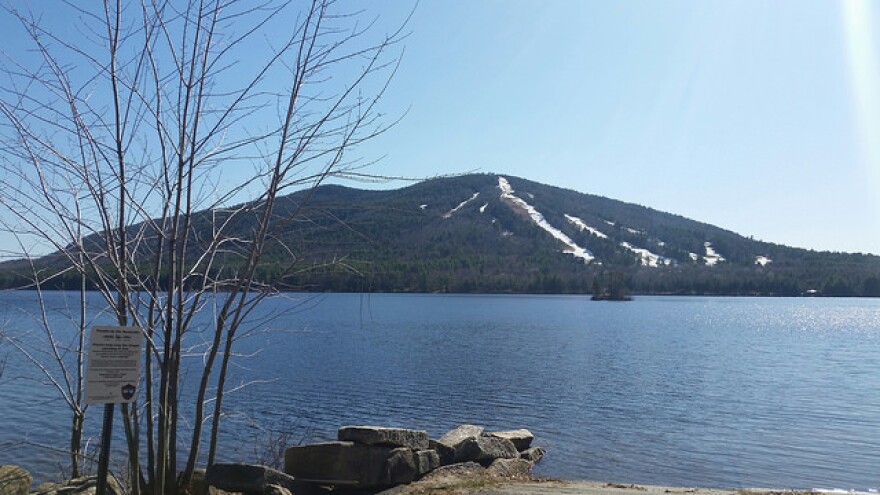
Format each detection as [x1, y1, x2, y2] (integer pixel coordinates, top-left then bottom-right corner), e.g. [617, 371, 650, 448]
[382, 473, 871, 495]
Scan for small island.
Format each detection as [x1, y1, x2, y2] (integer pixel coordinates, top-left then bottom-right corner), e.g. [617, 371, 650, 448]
[591, 272, 633, 301]
[590, 292, 633, 302]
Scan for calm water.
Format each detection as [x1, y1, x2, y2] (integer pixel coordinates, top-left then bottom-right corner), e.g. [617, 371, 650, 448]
[0, 293, 879, 490]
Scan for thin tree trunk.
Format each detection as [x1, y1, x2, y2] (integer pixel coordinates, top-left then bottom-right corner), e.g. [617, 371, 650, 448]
[182, 312, 227, 483]
[144, 325, 156, 492]
[205, 331, 234, 468]
[121, 403, 142, 495]
[72, 250, 87, 479]
[167, 351, 178, 495]
[71, 411, 84, 478]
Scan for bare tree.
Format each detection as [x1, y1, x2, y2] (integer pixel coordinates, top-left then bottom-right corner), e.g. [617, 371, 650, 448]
[0, 264, 93, 477]
[0, 0, 405, 493]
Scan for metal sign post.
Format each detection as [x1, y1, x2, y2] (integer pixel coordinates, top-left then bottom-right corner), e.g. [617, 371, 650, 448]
[85, 326, 143, 495]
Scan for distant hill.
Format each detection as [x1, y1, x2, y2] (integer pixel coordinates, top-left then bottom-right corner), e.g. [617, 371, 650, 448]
[4, 173, 880, 296]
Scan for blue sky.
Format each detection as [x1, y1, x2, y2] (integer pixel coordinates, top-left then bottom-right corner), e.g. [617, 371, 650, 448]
[0, 1, 878, 255]
[351, 1, 880, 254]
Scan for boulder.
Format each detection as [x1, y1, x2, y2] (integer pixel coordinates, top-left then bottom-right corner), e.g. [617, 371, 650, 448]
[384, 448, 418, 486]
[486, 429, 533, 451]
[30, 476, 121, 495]
[0, 466, 30, 495]
[189, 470, 249, 495]
[453, 436, 518, 466]
[486, 458, 532, 478]
[205, 463, 298, 494]
[436, 424, 484, 449]
[418, 462, 485, 482]
[338, 426, 429, 450]
[413, 450, 440, 477]
[520, 446, 546, 464]
[284, 442, 416, 488]
[428, 440, 456, 466]
[285, 441, 388, 487]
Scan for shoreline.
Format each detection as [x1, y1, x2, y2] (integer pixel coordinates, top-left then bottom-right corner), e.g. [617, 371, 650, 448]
[0, 287, 871, 298]
[391, 476, 879, 495]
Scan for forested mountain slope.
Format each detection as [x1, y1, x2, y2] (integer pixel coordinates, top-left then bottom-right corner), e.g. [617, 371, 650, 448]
[5, 173, 879, 296]
[263, 173, 880, 295]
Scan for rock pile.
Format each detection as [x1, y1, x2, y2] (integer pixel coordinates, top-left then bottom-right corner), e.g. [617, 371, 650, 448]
[5, 424, 545, 495]
[279, 424, 545, 491]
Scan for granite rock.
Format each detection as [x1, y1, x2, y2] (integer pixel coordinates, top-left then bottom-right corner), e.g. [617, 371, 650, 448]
[206, 463, 298, 494]
[454, 436, 519, 466]
[486, 458, 533, 478]
[428, 440, 456, 466]
[0, 467, 30, 495]
[520, 446, 547, 464]
[338, 426, 429, 451]
[486, 429, 534, 451]
[413, 450, 441, 477]
[436, 424, 484, 449]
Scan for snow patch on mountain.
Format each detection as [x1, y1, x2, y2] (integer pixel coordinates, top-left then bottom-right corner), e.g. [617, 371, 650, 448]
[565, 214, 609, 239]
[624, 227, 643, 235]
[621, 242, 674, 267]
[704, 242, 726, 266]
[498, 177, 594, 263]
[443, 192, 480, 218]
[755, 256, 772, 266]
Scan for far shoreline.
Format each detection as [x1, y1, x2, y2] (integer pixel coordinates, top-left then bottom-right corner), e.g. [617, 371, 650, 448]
[1, 287, 876, 298]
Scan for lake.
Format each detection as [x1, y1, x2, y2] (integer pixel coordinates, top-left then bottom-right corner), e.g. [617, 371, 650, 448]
[0, 293, 878, 490]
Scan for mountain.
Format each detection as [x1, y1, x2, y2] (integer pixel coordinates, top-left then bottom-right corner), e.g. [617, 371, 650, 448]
[260, 173, 880, 296]
[6, 173, 880, 296]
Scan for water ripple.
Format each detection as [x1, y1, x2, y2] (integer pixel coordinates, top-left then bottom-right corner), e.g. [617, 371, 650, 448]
[1, 294, 879, 490]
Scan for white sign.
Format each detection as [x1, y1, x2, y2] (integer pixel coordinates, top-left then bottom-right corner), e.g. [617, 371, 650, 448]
[85, 326, 143, 404]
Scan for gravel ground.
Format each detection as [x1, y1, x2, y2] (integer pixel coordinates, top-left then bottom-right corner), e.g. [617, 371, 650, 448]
[382, 473, 875, 495]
